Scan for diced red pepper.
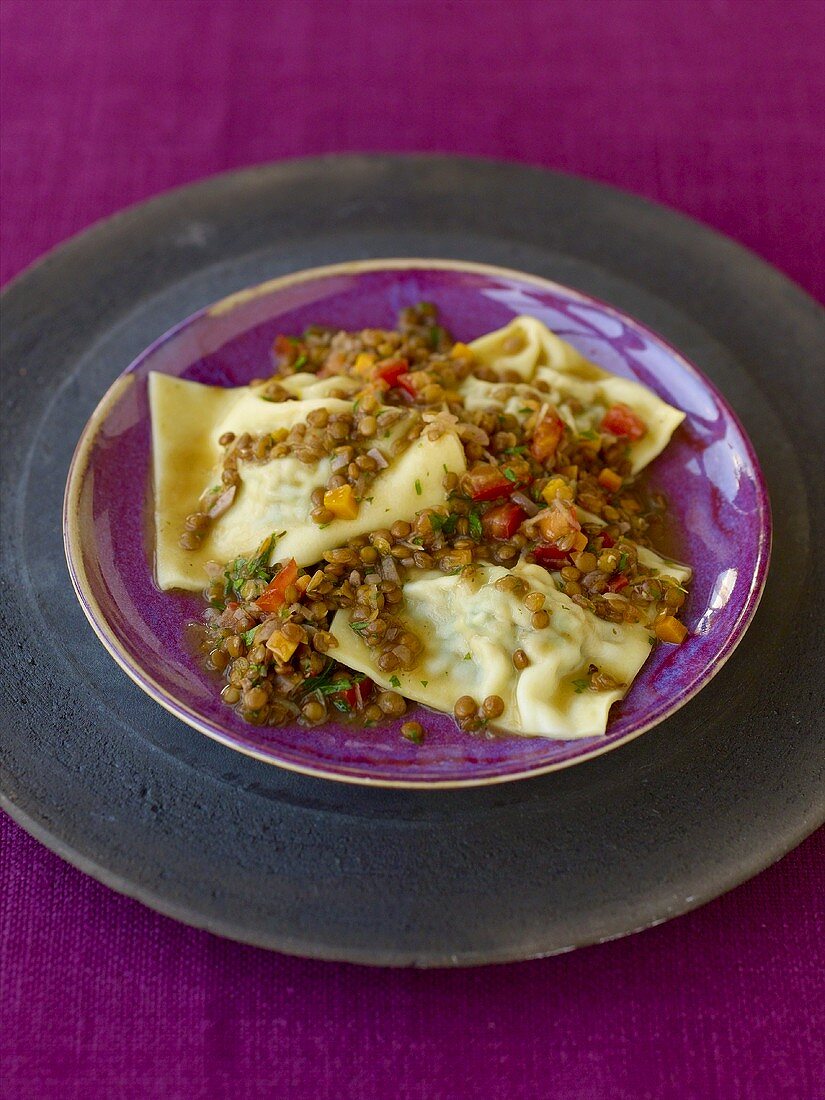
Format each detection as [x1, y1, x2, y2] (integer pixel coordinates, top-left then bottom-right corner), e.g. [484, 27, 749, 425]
[532, 543, 570, 567]
[375, 358, 410, 388]
[336, 677, 374, 710]
[464, 464, 521, 502]
[600, 533, 615, 548]
[600, 403, 647, 440]
[608, 574, 629, 592]
[482, 502, 527, 541]
[530, 413, 565, 463]
[256, 558, 299, 612]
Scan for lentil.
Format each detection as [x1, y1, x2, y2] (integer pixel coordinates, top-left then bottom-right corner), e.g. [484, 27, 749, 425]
[191, 302, 690, 742]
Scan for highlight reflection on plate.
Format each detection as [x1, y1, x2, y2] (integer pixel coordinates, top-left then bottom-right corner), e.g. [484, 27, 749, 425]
[63, 260, 771, 787]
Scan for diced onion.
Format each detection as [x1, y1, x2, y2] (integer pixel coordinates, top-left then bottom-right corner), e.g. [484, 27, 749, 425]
[511, 490, 540, 517]
[366, 447, 389, 470]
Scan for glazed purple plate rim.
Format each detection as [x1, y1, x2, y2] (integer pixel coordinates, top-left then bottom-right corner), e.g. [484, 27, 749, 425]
[63, 259, 772, 788]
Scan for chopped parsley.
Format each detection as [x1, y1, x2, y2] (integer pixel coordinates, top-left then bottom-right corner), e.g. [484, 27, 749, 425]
[414, 478, 422, 496]
[331, 697, 351, 713]
[468, 509, 483, 540]
[389, 675, 401, 688]
[241, 628, 258, 646]
[223, 533, 282, 601]
[293, 353, 308, 371]
[302, 660, 336, 695]
[503, 445, 528, 455]
[648, 635, 656, 646]
[579, 429, 599, 441]
[349, 620, 369, 635]
[463, 652, 472, 661]
[572, 678, 590, 694]
[430, 512, 458, 536]
[618, 552, 629, 572]
[503, 467, 518, 483]
[420, 680, 429, 688]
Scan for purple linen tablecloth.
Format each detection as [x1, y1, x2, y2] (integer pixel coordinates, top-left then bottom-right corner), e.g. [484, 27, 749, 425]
[1, 1, 823, 1097]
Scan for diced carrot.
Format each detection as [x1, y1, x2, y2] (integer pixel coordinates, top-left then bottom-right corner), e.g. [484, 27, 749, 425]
[323, 484, 359, 520]
[266, 630, 299, 662]
[654, 615, 688, 644]
[449, 342, 473, 360]
[353, 352, 376, 373]
[598, 468, 623, 493]
[542, 477, 574, 504]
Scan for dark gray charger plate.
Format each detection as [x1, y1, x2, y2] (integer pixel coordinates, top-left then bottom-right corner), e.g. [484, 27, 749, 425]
[2, 155, 823, 966]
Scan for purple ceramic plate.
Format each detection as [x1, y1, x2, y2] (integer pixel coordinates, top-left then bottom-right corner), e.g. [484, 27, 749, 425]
[63, 260, 771, 787]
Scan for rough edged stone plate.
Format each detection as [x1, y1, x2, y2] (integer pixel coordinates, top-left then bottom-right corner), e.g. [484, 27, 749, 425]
[1, 156, 823, 964]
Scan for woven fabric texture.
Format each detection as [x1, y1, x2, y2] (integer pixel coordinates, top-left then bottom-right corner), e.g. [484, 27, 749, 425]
[1, 2, 823, 1097]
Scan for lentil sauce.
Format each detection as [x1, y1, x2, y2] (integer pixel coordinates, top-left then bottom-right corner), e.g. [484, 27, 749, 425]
[183, 304, 690, 739]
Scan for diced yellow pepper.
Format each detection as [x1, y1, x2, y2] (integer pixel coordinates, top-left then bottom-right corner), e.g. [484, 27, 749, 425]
[598, 468, 623, 493]
[654, 615, 688, 644]
[266, 630, 299, 663]
[353, 352, 376, 373]
[570, 531, 588, 554]
[323, 484, 359, 520]
[449, 342, 473, 360]
[542, 477, 574, 504]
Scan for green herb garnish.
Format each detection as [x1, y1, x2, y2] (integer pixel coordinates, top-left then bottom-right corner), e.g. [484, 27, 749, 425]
[579, 429, 599, 441]
[430, 512, 458, 537]
[420, 680, 428, 688]
[293, 353, 308, 370]
[414, 478, 422, 496]
[223, 533, 282, 601]
[648, 635, 656, 646]
[389, 675, 401, 688]
[349, 620, 369, 635]
[241, 628, 258, 646]
[572, 678, 590, 694]
[618, 552, 629, 572]
[503, 467, 518, 483]
[468, 509, 483, 540]
[503, 445, 528, 455]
